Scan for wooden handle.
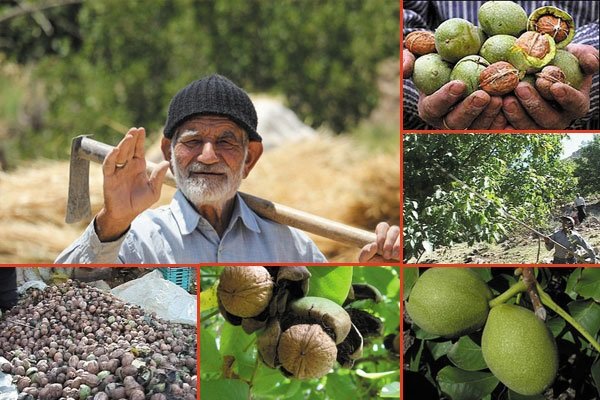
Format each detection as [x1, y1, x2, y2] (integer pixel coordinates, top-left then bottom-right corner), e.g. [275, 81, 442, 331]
[77, 137, 377, 249]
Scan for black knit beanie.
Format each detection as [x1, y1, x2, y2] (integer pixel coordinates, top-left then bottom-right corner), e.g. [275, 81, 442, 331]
[164, 74, 261, 142]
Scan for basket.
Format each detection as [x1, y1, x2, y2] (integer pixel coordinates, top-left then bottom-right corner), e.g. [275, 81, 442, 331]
[160, 267, 193, 291]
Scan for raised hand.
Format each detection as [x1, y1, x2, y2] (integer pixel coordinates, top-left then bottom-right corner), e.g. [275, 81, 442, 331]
[95, 127, 170, 241]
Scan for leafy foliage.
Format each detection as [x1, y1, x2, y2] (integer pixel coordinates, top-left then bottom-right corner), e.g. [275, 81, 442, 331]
[574, 135, 600, 196]
[403, 134, 576, 261]
[200, 266, 400, 400]
[1, 0, 398, 160]
[403, 267, 600, 400]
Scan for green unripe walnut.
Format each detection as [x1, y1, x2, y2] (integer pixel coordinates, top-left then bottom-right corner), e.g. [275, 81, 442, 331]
[479, 35, 516, 64]
[478, 1, 528, 37]
[482, 304, 558, 396]
[406, 268, 493, 337]
[412, 54, 452, 95]
[435, 18, 482, 63]
[451, 55, 490, 95]
[508, 31, 556, 74]
[550, 49, 584, 90]
[528, 6, 575, 49]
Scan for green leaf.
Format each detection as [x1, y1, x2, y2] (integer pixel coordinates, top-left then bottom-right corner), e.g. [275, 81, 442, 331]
[200, 328, 222, 375]
[427, 340, 453, 360]
[566, 268, 582, 300]
[200, 379, 249, 399]
[437, 366, 499, 400]
[219, 324, 256, 381]
[403, 268, 419, 300]
[568, 300, 600, 338]
[574, 268, 600, 301]
[307, 267, 353, 305]
[200, 283, 219, 312]
[591, 358, 600, 396]
[326, 372, 358, 399]
[470, 268, 493, 282]
[547, 316, 566, 338]
[447, 336, 488, 371]
[251, 362, 289, 396]
[380, 382, 400, 398]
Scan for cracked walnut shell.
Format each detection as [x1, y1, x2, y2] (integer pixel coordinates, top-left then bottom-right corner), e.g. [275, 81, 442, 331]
[217, 266, 274, 318]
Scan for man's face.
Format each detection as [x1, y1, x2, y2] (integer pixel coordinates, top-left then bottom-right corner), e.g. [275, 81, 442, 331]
[170, 116, 249, 206]
[562, 219, 573, 231]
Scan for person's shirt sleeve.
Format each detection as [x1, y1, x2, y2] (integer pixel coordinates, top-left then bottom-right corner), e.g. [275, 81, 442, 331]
[545, 232, 556, 251]
[403, 2, 437, 129]
[570, 21, 599, 129]
[54, 219, 126, 264]
[575, 233, 596, 261]
[403, 1, 432, 34]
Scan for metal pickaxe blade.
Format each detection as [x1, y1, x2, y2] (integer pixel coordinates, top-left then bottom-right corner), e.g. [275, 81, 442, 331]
[66, 135, 377, 248]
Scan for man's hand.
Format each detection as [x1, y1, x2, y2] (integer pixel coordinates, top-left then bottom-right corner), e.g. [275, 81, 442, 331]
[417, 81, 505, 129]
[95, 127, 170, 242]
[503, 44, 599, 129]
[358, 222, 400, 263]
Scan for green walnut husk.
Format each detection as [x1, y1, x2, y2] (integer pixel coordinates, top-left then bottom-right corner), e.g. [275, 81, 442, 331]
[412, 53, 453, 95]
[478, 1, 528, 37]
[528, 6, 575, 49]
[435, 18, 482, 63]
[480, 35, 516, 64]
[508, 31, 556, 74]
[550, 49, 585, 90]
[450, 55, 490, 95]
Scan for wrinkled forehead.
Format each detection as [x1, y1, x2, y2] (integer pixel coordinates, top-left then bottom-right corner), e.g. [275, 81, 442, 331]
[174, 115, 247, 141]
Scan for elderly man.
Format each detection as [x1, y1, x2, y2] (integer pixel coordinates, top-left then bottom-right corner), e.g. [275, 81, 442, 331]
[544, 216, 596, 264]
[56, 74, 399, 263]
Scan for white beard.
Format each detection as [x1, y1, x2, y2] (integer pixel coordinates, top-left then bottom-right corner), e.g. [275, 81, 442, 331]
[171, 152, 246, 208]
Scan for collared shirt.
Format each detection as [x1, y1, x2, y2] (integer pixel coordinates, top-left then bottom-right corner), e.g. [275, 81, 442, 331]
[575, 196, 586, 207]
[55, 191, 327, 264]
[545, 229, 596, 262]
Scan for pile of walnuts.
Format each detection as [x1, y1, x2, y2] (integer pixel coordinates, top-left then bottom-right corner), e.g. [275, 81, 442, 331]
[0, 280, 197, 400]
[216, 266, 385, 380]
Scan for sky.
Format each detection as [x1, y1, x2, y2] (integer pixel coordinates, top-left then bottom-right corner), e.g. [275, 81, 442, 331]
[561, 133, 596, 159]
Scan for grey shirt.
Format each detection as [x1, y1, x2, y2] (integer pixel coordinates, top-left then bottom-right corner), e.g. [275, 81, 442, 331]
[55, 190, 327, 264]
[545, 229, 596, 262]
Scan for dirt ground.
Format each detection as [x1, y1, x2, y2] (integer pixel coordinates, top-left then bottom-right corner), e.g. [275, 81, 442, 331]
[412, 199, 600, 264]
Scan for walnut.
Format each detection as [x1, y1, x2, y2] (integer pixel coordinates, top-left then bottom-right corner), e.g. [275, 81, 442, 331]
[277, 324, 337, 380]
[404, 31, 436, 56]
[479, 61, 520, 96]
[515, 31, 553, 59]
[217, 266, 274, 318]
[535, 65, 567, 100]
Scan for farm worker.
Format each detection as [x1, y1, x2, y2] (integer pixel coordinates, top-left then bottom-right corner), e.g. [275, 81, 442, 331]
[543, 216, 596, 264]
[0, 267, 18, 312]
[575, 193, 587, 223]
[56, 74, 399, 264]
[403, 1, 599, 130]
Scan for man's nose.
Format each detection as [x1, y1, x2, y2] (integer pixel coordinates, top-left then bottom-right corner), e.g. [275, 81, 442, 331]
[197, 142, 219, 164]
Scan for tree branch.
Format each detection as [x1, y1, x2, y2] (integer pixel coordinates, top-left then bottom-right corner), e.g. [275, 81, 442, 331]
[522, 268, 546, 321]
[0, 0, 84, 25]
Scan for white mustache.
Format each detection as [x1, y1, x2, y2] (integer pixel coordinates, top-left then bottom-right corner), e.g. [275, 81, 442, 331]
[186, 164, 228, 175]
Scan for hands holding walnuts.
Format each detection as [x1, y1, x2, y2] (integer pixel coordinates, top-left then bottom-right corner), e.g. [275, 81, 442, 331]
[405, 43, 598, 130]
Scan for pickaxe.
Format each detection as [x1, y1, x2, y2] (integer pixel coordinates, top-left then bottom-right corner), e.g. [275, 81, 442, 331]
[66, 135, 378, 248]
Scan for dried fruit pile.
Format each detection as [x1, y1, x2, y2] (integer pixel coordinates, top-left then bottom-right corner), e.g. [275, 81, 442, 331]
[406, 2, 583, 97]
[216, 266, 384, 380]
[0, 281, 197, 400]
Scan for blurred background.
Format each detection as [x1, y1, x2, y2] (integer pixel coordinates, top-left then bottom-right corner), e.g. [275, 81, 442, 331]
[0, 0, 400, 263]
